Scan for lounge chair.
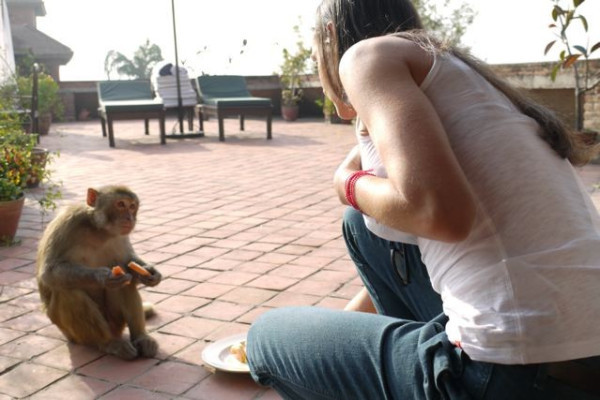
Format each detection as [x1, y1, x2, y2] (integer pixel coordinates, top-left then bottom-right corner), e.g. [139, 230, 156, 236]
[97, 80, 166, 147]
[195, 75, 273, 141]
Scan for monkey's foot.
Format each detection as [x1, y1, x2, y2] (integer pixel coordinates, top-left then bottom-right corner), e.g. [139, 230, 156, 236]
[133, 334, 158, 358]
[102, 339, 138, 360]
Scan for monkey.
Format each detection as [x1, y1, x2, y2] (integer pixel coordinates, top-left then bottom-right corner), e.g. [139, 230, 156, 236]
[36, 185, 162, 360]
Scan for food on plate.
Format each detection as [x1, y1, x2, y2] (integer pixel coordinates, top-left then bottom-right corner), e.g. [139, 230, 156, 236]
[128, 261, 151, 276]
[229, 340, 247, 363]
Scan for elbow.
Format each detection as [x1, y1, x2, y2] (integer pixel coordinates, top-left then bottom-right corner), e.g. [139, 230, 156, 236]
[381, 182, 477, 243]
[38, 262, 65, 289]
[39, 266, 56, 287]
[430, 216, 474, 242]
[416, 193, 476, 243]
[431, 204, 476, 243]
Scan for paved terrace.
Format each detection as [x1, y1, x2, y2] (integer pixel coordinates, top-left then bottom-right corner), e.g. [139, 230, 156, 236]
[1, 116, 599, 399]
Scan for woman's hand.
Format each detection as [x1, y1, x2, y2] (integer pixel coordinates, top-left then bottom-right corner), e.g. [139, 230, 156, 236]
[334, 145, 362, 205]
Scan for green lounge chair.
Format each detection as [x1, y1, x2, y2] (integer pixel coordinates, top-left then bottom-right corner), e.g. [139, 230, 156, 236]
[195, 75, 273, 141]
[97, 80, 166, 147]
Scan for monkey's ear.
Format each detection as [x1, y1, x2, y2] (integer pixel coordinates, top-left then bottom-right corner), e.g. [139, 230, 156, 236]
[86, 188, 99, 207]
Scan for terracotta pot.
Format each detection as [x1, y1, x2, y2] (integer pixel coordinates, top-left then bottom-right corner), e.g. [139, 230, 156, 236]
[0, 195, 25, 242]
[26, 147, 49, 188]
[281, 104, 299, 121]
[38, 113, 52, 135]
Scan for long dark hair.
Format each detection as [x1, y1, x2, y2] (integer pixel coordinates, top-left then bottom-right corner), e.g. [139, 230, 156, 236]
[315, 0, 598, 166]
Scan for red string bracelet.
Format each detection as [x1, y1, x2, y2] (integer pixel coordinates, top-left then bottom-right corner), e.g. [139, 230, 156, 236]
[345, 169, 374, 213]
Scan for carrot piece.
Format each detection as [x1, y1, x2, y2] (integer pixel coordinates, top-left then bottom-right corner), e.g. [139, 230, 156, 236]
[128, 261, 151, 276]
[112, 266, 125, 276]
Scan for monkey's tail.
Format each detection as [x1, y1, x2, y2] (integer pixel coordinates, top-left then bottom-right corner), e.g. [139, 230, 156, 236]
[142, 301, 156, 319]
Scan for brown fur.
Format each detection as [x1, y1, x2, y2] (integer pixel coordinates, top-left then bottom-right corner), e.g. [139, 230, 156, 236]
[36, 185, 162, 360]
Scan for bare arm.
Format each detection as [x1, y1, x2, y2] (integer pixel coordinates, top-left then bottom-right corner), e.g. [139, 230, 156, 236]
[333, 144, 362, 205]
[337, 37, 476, 242]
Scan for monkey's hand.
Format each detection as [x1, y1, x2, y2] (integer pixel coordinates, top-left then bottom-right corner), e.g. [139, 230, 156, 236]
[99, 267, 132, 289]
[137, 265, 161, 287]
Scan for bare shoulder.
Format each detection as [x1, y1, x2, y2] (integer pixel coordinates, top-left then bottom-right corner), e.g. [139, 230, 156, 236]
[342, 35, 422, 59]
[340, 35, 432, 86]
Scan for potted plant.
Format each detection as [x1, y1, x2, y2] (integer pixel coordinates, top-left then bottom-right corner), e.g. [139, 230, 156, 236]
[281, 87, 303, 121]
[0, 73, 61, 243]
[278, 22, 312, 121]
[26, 137, 50, 188]
[17, 72, 64, 135]
[0, 125, 60, 244]
[1, 129, 34, 242]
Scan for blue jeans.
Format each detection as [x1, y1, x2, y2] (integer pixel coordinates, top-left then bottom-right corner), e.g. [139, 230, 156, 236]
[247, 207, 600, 399]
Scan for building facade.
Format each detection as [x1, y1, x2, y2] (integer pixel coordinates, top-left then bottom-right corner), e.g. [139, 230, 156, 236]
[7, 0, 72, 81]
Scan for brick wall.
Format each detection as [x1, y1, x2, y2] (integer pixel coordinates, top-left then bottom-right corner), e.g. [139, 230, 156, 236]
[489, 59, 600, 132]
[586, 83, 600, 131]
[529, 88, 576, 128]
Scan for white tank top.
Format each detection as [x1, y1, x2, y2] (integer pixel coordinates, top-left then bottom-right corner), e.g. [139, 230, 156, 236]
[359, 52, 600, 364]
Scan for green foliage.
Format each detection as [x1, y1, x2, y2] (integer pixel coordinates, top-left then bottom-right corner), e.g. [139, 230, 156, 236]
[545, 0, 600, 130]
[281, 88, 304, 106]
[104, 39, 164, 80]
[278, 22, 312, 106]
[0, 130, 38, 201]
[37, 74, 63, 118]
[0, 79, 20, 112]
[16, 50, 39, 77]
[0, 130, 61, 210]
[412, 0, 476, 46]
[17, 72, 64, 118]
[315, 96, 335, 117]
[545, 0, 600, 80]
[0, 77, 62, 213]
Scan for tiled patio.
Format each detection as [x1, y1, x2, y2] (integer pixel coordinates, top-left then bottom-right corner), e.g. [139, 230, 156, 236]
[1, 114, 599, 399]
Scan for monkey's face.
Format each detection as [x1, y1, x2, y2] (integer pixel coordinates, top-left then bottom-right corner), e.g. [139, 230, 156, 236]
[108, 197, 138, 235]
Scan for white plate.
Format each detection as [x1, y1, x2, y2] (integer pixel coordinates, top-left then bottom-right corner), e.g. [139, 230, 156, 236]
[201, 332, 250, 373]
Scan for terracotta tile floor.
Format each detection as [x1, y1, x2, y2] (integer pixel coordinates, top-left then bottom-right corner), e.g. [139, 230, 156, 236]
[1, 114, 599, 399]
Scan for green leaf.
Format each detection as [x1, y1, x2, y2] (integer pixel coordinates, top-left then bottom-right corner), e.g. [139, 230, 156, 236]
[544, 41, 556, 55]
[580, 15, 588, 31]
[550, 63, 561, 82]
[573, 45, 587, 56]
[552, 6, 560, 21]
[590, 42, 600, 54]
[573, 0, 585, 7]
[559, 50, 566, 60]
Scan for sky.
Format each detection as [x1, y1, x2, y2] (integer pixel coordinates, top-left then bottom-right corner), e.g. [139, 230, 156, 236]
[34, 0, 600, 82]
